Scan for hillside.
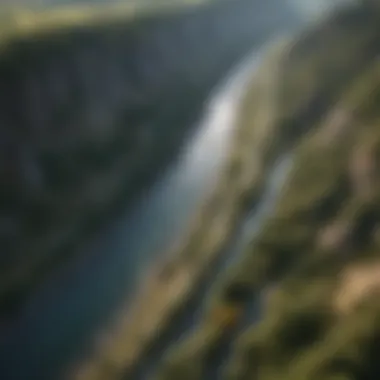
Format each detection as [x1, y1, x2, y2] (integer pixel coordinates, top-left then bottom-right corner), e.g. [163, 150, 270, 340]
[144, 1, 380, 379]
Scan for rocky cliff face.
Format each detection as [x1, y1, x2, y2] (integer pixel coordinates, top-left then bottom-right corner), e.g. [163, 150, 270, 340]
[0, 0, 300, 316]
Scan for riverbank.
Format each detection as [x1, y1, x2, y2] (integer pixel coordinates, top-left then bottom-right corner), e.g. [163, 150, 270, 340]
[67, 27, 301, 379]
[65, 40, 283, 380]
[224, 64, 380, 380]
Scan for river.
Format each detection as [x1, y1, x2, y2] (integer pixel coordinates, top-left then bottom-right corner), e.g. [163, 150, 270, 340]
[0, 2, 350, 378]
[0, 39, 267, 380]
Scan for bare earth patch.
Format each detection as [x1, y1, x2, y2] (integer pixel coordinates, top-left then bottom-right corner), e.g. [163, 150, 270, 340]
[334, 261, 380, 314]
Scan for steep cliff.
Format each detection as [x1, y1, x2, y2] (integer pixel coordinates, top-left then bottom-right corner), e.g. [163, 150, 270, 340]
[0, 0, 300, 316]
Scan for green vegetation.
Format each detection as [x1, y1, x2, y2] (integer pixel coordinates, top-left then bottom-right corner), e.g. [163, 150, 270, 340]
[0, 0, 206, 42]
[153, 2, 380, 380]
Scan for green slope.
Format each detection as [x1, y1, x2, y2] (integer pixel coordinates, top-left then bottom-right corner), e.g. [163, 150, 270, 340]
[152, 2, 380, 379]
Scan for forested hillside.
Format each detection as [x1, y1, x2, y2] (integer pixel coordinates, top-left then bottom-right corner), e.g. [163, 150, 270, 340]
[147, 2, 380, 380]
